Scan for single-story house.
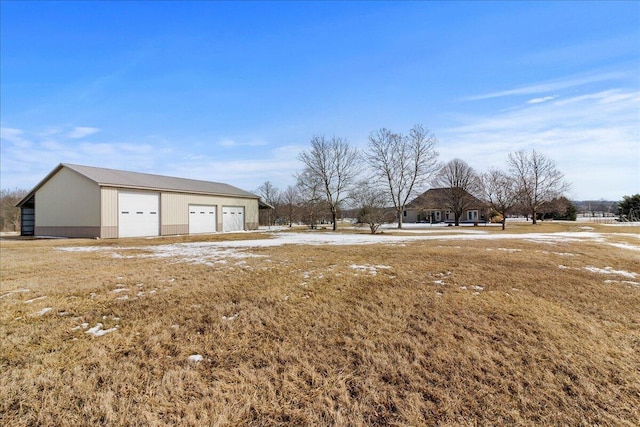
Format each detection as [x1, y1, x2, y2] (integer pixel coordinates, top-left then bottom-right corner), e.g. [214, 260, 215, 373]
[404, 188, 488, 223]
[16, 163, 266, 238]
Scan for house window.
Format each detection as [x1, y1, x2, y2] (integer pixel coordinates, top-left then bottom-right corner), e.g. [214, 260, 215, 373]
[467, 210, 478, 221]
[403, 210, 407, 217]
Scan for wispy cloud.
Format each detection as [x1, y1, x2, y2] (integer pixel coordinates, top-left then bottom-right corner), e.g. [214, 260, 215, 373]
[464, 71, 627, 101]
[0, 125, 300, 193]
[441, 89, 640, 199]
[526, 96, 556, 104]
[67, 127, 100, 139]
[218, 138, 268, 148]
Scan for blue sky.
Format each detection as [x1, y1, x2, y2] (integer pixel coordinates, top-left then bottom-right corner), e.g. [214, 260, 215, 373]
[1, 1, 638, 201]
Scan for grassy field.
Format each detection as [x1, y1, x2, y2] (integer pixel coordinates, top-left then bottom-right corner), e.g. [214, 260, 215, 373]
[1, 222, 639, 426]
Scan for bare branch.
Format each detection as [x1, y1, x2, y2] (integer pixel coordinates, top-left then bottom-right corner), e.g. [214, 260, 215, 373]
[365, 124, 440, 228]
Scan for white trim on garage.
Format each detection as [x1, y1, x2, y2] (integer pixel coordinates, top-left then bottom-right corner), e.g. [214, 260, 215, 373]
[189, 204, 217, 234]
[222, 206, 244, 232]
[118, 191, 160, 238]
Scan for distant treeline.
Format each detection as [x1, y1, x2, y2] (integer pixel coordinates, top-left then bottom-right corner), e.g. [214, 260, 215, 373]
[0, 188, 28, 232]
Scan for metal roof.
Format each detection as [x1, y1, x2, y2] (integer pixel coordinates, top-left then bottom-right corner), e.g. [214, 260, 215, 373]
[17, 163, 259, 207]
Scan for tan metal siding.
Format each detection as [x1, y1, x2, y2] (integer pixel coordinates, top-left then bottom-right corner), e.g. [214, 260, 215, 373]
[101, 187, 118, 227]
[36, 166, 100, 228]
[160, 192, 259, 235]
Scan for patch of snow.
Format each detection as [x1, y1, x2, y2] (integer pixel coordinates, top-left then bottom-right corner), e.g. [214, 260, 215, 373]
[497, 248, 521, 253]
[85, 323, 118, 337]
[350, 264, 392, 276]
[604, 280, 639, 286]
[608, 242, 640, 252]
[584, 266, 637, 279]
[0, 288, 31, 299]
[24, 296, 47, 304]
[433, 280, 445, 285]
[222, 313, 239, 321]
[35, 307, 52, 316]
[112, 288, 128, 293]
[187, 354, 203, 363]
[116, 295, 129, 301]
[471, 285, 484, 291]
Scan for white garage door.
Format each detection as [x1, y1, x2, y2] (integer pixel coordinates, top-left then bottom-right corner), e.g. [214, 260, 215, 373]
[222, 206, 244, 232]
[189, 205, 216, 234]
[118, 192, 160, 238]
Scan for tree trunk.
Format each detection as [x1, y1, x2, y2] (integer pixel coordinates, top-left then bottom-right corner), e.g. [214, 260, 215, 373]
[331, 207, 337, 231]
[532, 208, 537, 225]
[502, 218, 506, 230]
[397, 207, 403, 229]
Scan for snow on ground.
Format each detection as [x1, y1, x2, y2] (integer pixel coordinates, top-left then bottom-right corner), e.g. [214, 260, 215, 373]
[583, 266, 637, 279]
[349, 264, 393, 276]
[34, 307, 52, 316]
[0, 288, 31, 299]
[607, 242, 640, 252]
[188, 354, 204, 363]
[56, 228, 638, 268]
[604, 280, 640, 286]
[24, 296, 47, 304]
[85, 323, 118, 337]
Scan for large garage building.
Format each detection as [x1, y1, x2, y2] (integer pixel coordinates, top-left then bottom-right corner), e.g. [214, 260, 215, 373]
[16, 163, 262, 238]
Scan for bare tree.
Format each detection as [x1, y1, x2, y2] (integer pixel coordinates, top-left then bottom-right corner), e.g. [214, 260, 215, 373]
[281, 185, 300, 227]
[481, 168, 519, 230]
[365, 124, 440, 229]
[0, 188, 28, 232]
[432, 159, 481, 226]
[350, 181, 390, 234]
[297, 136, 360, 231]
[256, 181, 281, 226]
[296, 169, 326, 229]
[507, 150, 569, 225]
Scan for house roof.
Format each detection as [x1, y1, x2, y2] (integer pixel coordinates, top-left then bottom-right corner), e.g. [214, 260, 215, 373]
[406, 187, 485, 210]
[17, 163, 259, 207]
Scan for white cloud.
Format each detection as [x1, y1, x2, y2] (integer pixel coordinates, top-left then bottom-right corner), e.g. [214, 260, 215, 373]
[0, 127, 30, 148]
[218, 138, 268, 148]
[526, 96, 556, 104]
[464, 71, 627, 101]
[67, 127, 100, 139]
[440, 88, 640, 200]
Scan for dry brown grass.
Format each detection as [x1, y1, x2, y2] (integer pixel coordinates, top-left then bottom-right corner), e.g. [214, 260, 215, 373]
[1, 224, 639, 426]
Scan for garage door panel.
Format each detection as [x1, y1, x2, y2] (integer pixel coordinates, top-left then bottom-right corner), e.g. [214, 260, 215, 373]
[118, 192, 159, 238]
[222, 206, 244, 232]
[189, 205, 216, 234]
